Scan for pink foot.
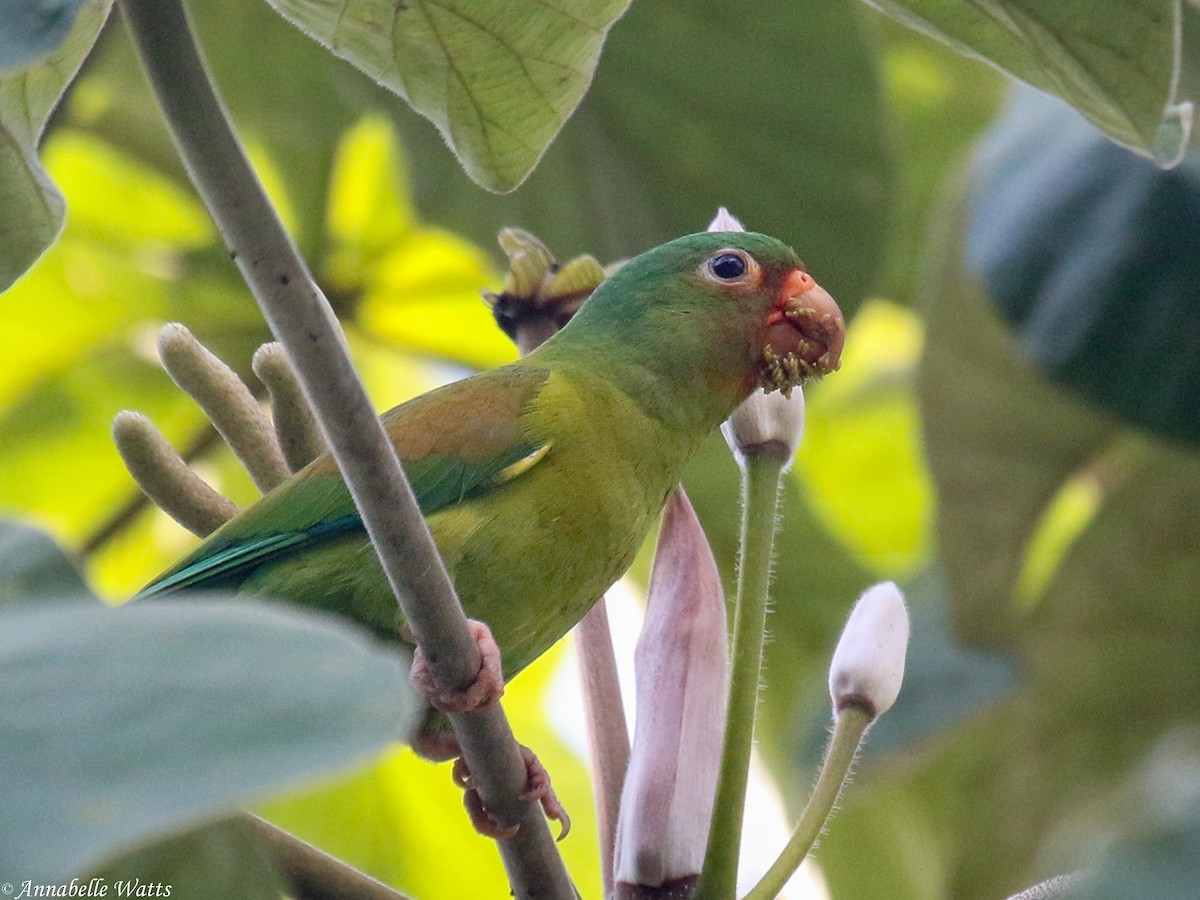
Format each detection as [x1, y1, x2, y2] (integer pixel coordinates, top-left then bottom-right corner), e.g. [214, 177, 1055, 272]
[410, 619, 505, 713]
[451, 747, 571, 841]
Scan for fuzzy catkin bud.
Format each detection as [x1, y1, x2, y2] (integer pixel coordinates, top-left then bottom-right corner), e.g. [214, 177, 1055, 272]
[828, 582, 910, 718]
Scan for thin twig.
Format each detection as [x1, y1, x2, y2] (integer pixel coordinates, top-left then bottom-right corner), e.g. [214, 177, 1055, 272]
[249, 815, 412, 900]
[575, 590, 630, 896]
[117, 1, 574, 896]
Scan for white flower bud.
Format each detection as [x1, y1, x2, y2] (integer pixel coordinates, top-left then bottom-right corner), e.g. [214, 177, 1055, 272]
[707, 207, 746, 232]
[721, 387, 806, 467]
[614, 489, 728, 888]
[828, 582, 909, 718]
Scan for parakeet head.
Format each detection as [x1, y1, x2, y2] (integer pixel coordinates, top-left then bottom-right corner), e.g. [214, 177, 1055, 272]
[545, 231, 844, 399]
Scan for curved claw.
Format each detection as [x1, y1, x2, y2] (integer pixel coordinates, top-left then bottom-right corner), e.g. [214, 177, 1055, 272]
[518, 746, 571, 841]
[450, 745, 571, 841]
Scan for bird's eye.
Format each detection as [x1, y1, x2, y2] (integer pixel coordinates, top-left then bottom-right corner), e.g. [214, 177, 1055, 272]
[710, 252, 748, 280]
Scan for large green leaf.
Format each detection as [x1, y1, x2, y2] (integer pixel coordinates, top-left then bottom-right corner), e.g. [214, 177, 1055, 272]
[266, 0, 630, 192]
[0, 599, 417, 881]
[76, 0, 891, 310]
[0, 0, 110, 291]
[966, 86, 1200, 447]
[861, 0, 1185, 160]
[390, 0, 892, 312]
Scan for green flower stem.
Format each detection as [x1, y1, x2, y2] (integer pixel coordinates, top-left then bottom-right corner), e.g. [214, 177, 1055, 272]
[117, 1, 574, 897]
[742, 706, 872, 900]
[695, 452, 788, 900]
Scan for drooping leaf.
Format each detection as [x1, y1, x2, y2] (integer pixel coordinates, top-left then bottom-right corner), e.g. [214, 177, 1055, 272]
[966, 86, 1200, 447]
[0, 0, 111, 291]
[0, 520, 94, 605]
[0, 0, 87, 70]
[265, 0, 630, 192]
[0, 599, 417, 881]
[861, 0, 1185, 159]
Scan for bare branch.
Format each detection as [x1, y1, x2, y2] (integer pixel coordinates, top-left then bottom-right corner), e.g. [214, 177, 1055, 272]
[118, 1, 575, 894]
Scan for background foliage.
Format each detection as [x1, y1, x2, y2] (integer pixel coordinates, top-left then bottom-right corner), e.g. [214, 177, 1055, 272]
[1, 0, 1198, 897]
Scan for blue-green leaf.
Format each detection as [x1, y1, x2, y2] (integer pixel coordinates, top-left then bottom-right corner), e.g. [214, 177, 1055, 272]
[0, 599, 417, 881]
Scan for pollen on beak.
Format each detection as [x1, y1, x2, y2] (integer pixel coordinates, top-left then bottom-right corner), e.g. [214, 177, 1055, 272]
[760, 269, 845, 392]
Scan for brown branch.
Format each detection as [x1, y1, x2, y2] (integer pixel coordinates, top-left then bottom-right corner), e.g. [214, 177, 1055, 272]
[117, 1, 575, 895]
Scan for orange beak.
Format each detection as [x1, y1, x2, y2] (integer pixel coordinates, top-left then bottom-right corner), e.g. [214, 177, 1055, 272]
[763, 268, 845, 378]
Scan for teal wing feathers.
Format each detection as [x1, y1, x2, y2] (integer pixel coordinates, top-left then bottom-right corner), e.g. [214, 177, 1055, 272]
[138, 365, 551, 598]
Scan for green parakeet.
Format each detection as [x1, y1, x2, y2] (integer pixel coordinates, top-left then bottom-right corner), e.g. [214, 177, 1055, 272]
[138, 231, 843, 686]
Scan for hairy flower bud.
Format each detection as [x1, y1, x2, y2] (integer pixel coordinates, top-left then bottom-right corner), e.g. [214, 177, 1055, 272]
[828, 582, 909, 718]
[721, 387, 806, 468]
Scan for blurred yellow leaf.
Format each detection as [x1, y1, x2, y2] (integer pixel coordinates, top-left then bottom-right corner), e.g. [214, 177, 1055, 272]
[356, 229, 514, 369]
[320, 117, 514, 369]
[325, 116, 415, 264]
[795, 300, 933, 576]
[45, 130, 213, 247]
